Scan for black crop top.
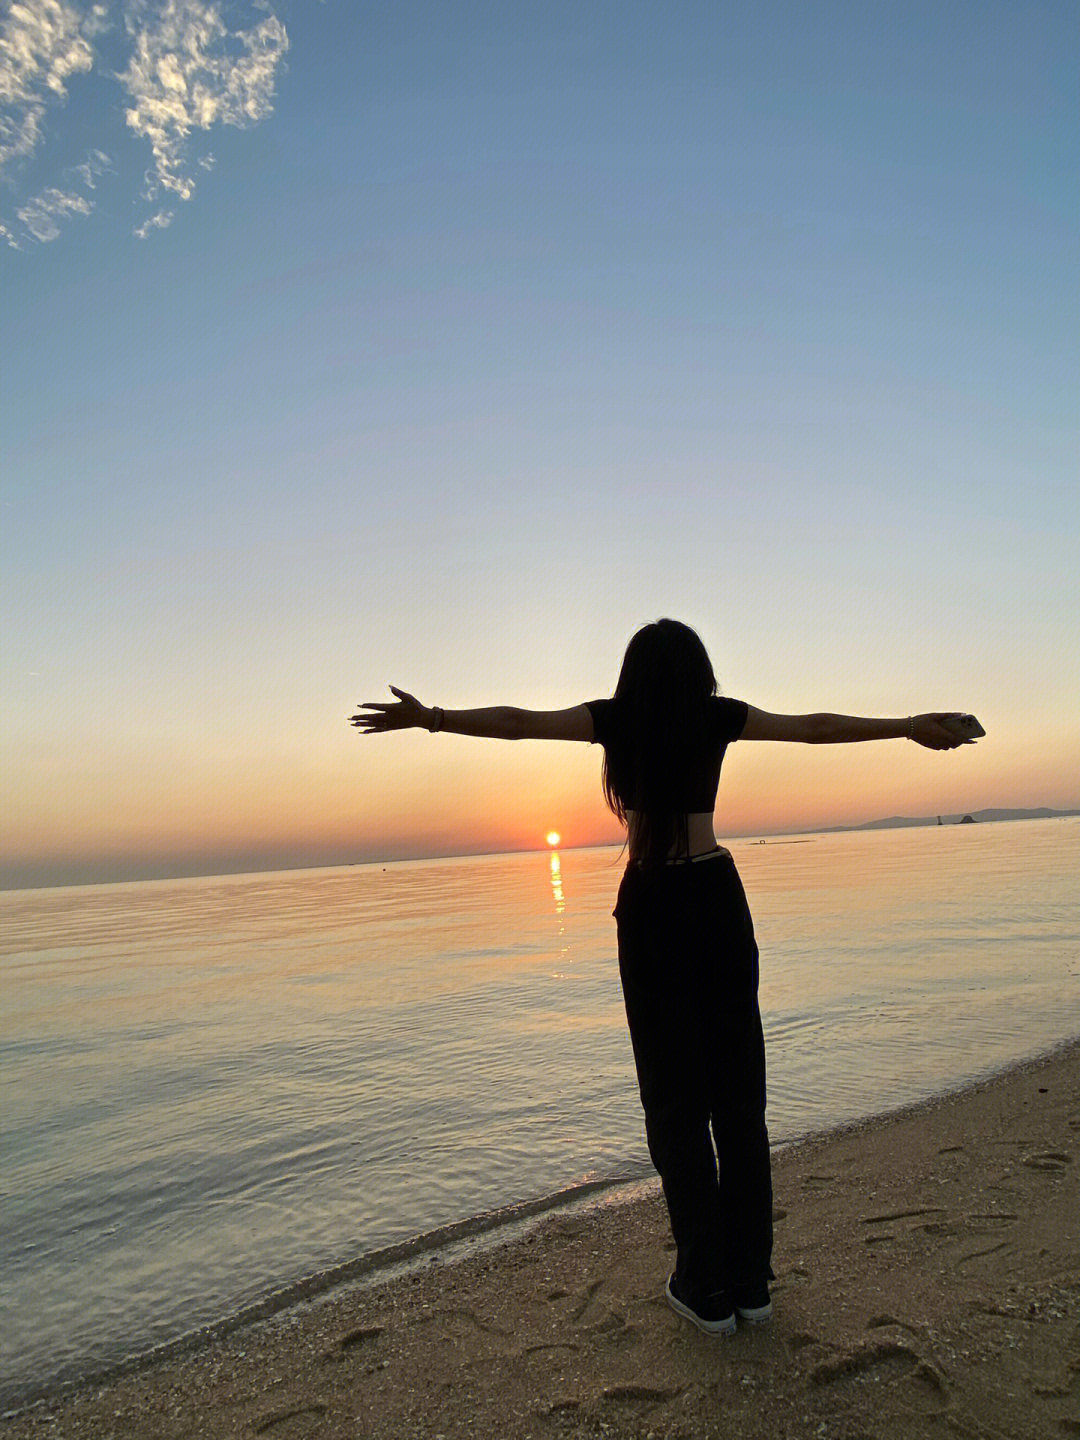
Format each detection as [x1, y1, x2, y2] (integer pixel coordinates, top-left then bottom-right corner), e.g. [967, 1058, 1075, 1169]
[585, 696, 748, 813]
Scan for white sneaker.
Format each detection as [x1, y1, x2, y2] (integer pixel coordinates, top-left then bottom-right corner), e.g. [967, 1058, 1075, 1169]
[665, 1274, 736, 1336]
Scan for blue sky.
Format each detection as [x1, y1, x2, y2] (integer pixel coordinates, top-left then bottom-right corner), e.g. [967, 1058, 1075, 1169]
[2, 0, 1077, 887]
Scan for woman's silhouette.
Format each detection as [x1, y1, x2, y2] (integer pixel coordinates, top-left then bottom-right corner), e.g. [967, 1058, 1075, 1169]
[351, 618, 975, 1336]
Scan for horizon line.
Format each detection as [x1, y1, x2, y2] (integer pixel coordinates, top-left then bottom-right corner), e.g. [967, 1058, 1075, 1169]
[3, 805, 1077, 894]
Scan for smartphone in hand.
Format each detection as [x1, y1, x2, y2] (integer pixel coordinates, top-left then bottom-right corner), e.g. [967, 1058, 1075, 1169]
[938, 714, 985, 740]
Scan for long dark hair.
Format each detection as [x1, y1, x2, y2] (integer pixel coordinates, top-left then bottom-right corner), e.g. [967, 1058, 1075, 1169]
[601, 619, 718, 866]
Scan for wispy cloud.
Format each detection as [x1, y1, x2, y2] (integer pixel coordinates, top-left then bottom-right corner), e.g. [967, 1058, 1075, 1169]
[119, 0, 288, 205]
[0, 0, 101, 171]
[0, 0, 288, 248]
[16, 181, 92, 239]
[4, 144, 109, 246]
[133, 205, 171, 237]
[73, 143, 111, 186]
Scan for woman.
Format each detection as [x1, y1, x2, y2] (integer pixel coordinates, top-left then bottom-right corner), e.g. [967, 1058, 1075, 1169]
[351, 618, 975, 1337]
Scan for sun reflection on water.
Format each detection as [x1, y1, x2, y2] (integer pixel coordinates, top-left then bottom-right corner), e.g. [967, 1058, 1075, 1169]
[548, 851, 565, 915]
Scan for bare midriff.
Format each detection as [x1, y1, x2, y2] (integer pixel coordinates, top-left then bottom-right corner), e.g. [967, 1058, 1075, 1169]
[626, 811, 719, 861]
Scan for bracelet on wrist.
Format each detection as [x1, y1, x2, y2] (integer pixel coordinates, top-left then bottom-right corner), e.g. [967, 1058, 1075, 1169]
[429, 707, 444, 733]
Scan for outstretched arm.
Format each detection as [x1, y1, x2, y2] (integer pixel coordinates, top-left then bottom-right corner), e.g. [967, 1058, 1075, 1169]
[350, 688, 594, 742]
[741, 706, 978, 750]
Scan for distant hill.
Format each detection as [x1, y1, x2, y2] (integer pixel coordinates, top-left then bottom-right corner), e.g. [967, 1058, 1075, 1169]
[819, 807, 1080, 833]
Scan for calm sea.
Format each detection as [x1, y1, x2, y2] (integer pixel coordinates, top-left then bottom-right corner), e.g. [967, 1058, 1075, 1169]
[2, 817, 1077, 1408]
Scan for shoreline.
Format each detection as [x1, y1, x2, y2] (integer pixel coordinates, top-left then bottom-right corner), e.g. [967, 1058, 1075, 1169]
[6, 1038, 1075, 1415]
[5, 1034, 1079, 1436]
[1, 1177, 650, 1417]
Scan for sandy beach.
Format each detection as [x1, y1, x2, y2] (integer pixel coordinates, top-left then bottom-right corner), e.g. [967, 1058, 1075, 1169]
[5, 1040, 1078, 1440]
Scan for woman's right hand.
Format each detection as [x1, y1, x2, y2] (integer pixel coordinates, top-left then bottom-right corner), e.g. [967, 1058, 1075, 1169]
[349, 687, 430, 733]
[910, 713, 978, 750]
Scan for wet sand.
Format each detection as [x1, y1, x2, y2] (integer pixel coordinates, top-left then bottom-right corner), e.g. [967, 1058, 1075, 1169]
[4, 1040, 1079, 1440]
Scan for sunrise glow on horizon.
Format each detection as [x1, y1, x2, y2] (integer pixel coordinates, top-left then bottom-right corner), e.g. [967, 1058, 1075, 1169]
[2, 1, 1077, 889]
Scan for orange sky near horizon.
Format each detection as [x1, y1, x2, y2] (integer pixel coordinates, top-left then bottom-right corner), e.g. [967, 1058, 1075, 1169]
[4, 708, 1077, 889]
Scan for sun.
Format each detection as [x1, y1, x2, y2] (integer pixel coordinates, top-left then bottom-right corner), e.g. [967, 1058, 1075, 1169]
[545, 831, 561, 848]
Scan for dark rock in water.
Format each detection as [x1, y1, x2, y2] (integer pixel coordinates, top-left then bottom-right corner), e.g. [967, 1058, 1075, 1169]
[960, 815, 976, 824]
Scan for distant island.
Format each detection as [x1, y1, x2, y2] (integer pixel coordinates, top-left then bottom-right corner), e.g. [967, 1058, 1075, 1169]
[812, 806, 1080, 834]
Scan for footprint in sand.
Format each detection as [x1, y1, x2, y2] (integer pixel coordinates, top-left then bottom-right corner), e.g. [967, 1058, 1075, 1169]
[524, 1341, 581, 1358]
[955, 1239, 1012, 1269]
[788, 1331, 819, 1352]
[809, 1341, 949, 1413]
[542, 1398, 581, 1417]
[323, 1324, 385, 1366]
[868, 1315, 921, 1335]
[1022, 1152, 1072, 1172]
[252, 1402, 328, 1436]
[861, 1207, 945, 1225]
[569, 1278, 604, 1322]
[962, 1212, 1018, 1239]
[601, 1382, 684, 1404]
[550, 1220, 589, 1240]
[408, 1305, 514, 1344]
[337, 1324, 384, 1349]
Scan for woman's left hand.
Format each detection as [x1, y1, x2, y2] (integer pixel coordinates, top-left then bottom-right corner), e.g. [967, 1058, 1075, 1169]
[349, 686, 430, 733]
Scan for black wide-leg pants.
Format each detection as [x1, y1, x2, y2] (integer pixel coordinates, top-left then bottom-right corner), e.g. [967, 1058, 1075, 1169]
[614, 851, 773, 1304]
